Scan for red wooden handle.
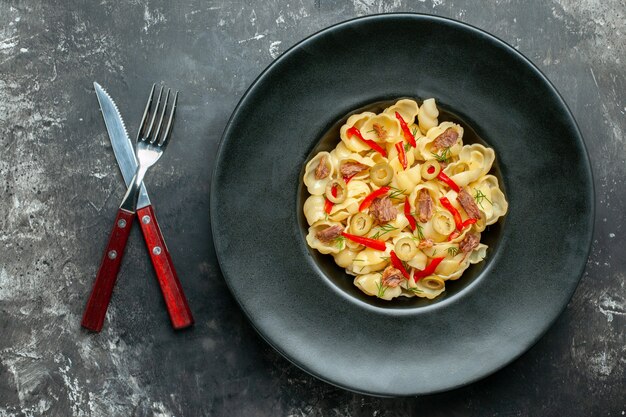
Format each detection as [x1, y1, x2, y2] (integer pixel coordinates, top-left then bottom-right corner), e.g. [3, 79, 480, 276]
[137, 205, 194, 329]
[82, 209, 135, 332]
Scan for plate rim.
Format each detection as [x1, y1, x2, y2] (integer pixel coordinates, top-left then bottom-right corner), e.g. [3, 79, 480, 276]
[210, 12, 595, 396]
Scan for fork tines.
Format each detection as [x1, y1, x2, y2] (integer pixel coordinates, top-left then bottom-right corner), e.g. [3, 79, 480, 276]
[137, 84, 179, 148]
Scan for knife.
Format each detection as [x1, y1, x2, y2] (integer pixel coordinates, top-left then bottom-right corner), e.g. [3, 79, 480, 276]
[92, 82, 193, 330]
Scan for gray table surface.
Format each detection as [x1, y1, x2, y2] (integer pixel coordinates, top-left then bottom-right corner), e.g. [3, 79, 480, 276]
[1, 1, 624, 416]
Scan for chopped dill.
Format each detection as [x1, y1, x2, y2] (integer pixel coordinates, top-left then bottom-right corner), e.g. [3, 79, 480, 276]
[414, 223, 425, 241]
[388, 187, 406, 200]
[473, 188, 493, 209]
[406, 287, 424, 294]
[431, 147, 451, 163]
[372, 224, 398, 239]
[376, 281, 387, 298]
[333, 236, 346, 249]
[404, 142, 411, 153]
[447, 246, 460, 257]
[380, 256, 390, 261]
[411, 127, 418, 137]
[352, 258, 365, 263]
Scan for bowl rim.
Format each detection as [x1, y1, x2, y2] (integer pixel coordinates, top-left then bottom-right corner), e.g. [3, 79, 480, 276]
[210, 12, 595, 396]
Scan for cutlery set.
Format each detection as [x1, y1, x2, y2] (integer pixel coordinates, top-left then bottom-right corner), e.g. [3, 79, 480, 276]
[81, 83, 193, 332]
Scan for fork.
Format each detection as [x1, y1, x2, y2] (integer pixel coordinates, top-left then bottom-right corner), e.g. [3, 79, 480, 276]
[82, 86, 178, 332]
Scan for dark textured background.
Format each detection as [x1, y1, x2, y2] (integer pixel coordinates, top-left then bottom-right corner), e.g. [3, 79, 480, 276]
[0, 1, 624, 416]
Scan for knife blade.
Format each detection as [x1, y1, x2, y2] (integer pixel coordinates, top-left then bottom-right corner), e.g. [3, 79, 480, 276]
[91, 82, 194, 330]
[94, 82, 150, 209]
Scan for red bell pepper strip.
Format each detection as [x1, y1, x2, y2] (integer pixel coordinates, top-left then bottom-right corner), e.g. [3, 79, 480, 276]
[395, 112, 416, 147]
[413, 257, 445, 281]
[404, 198, 416, 231]
[437, 171, 460, 193]
[395, 141, 407, 170]
[460, 218, 477, 229]
[390, 251, 411, 280]
[446, 215, 478, 241]
[359, 186, 390, 211]
[341, 232, 386, 251]
[324, 185, 337, 214]
[346, 126, 387, 157]
[440, 197, 463, 230]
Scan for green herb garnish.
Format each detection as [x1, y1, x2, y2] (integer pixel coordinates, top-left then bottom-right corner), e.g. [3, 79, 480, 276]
[388, 187, 406, 200]
[473, 189, 493, 209]
[414, 223, 425, 241]
[447, 246, 460, 257]
[372, 224, 398, 239]
[431, 147, 451, 163]
[333, 236, 346, 249]
[376, 281, 388, 298]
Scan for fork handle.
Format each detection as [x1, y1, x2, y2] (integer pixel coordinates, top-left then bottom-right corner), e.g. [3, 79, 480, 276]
[137, 205, 194, 330]
[82, 209, 135, 332]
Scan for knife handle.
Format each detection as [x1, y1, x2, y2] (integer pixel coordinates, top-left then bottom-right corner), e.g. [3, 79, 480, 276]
[82, 209, 135, 332]
[137, 205, 194, 330]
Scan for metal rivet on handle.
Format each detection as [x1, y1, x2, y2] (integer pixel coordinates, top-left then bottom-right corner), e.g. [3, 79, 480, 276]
[142, 215, 151, 224]
[108, 250, 117, 259]
[152, 246, 162, 255]
[117, 219, 127, 228]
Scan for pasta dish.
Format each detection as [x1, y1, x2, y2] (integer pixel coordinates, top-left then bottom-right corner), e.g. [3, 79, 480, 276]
[302, 98, 508, 300]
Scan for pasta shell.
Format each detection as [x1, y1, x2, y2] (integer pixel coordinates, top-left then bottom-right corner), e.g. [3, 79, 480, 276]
[348, 245, 391, 275]
[337, 153, 376, 181]
[443, 144, 495, 187]
[303, 195, 326, 226]
[469, 175, 508, 225]
[354, 273, 402, 300]
[304, 151, 334, 195]
[384, 99, 420, 125]
[340, 112, 377, 152]
[390, 163, 422, 192]
[333, 247, 361, 268]
[306, 221, 346, 255]
[413, 276, 446, 299]
[417, 98, 439, 134]
[417, 122, 464, 161]
[360, 113, 402, 143]
[329, 142, 354, 170]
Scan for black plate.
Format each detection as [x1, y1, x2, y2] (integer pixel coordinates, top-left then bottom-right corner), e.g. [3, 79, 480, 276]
[210, 14, 594, 396]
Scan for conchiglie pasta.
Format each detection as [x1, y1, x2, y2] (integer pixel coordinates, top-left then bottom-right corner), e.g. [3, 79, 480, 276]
[329, 142, 356, 169]
[333, 247, 360, 268]
[417, 98, 439, 134]
[354, 274, 402, 300]
[391, 164, 422, 192]
[303, 195, 326, 226]
[348, 245, 391, 275]
[340, 112, 377, 152]
[384, 99, 420, 125]
[337, 154, 376, 181]
[418, 122, 464, 161]
[412, 277, 446, 299]
[302, 98, 508, 301]
[443, 144, 495, 187]
[360, 113, 402, 143]
[304, 151, 334, 195]
[306, 221, 345, 255]
[468, 175, 508, 225]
